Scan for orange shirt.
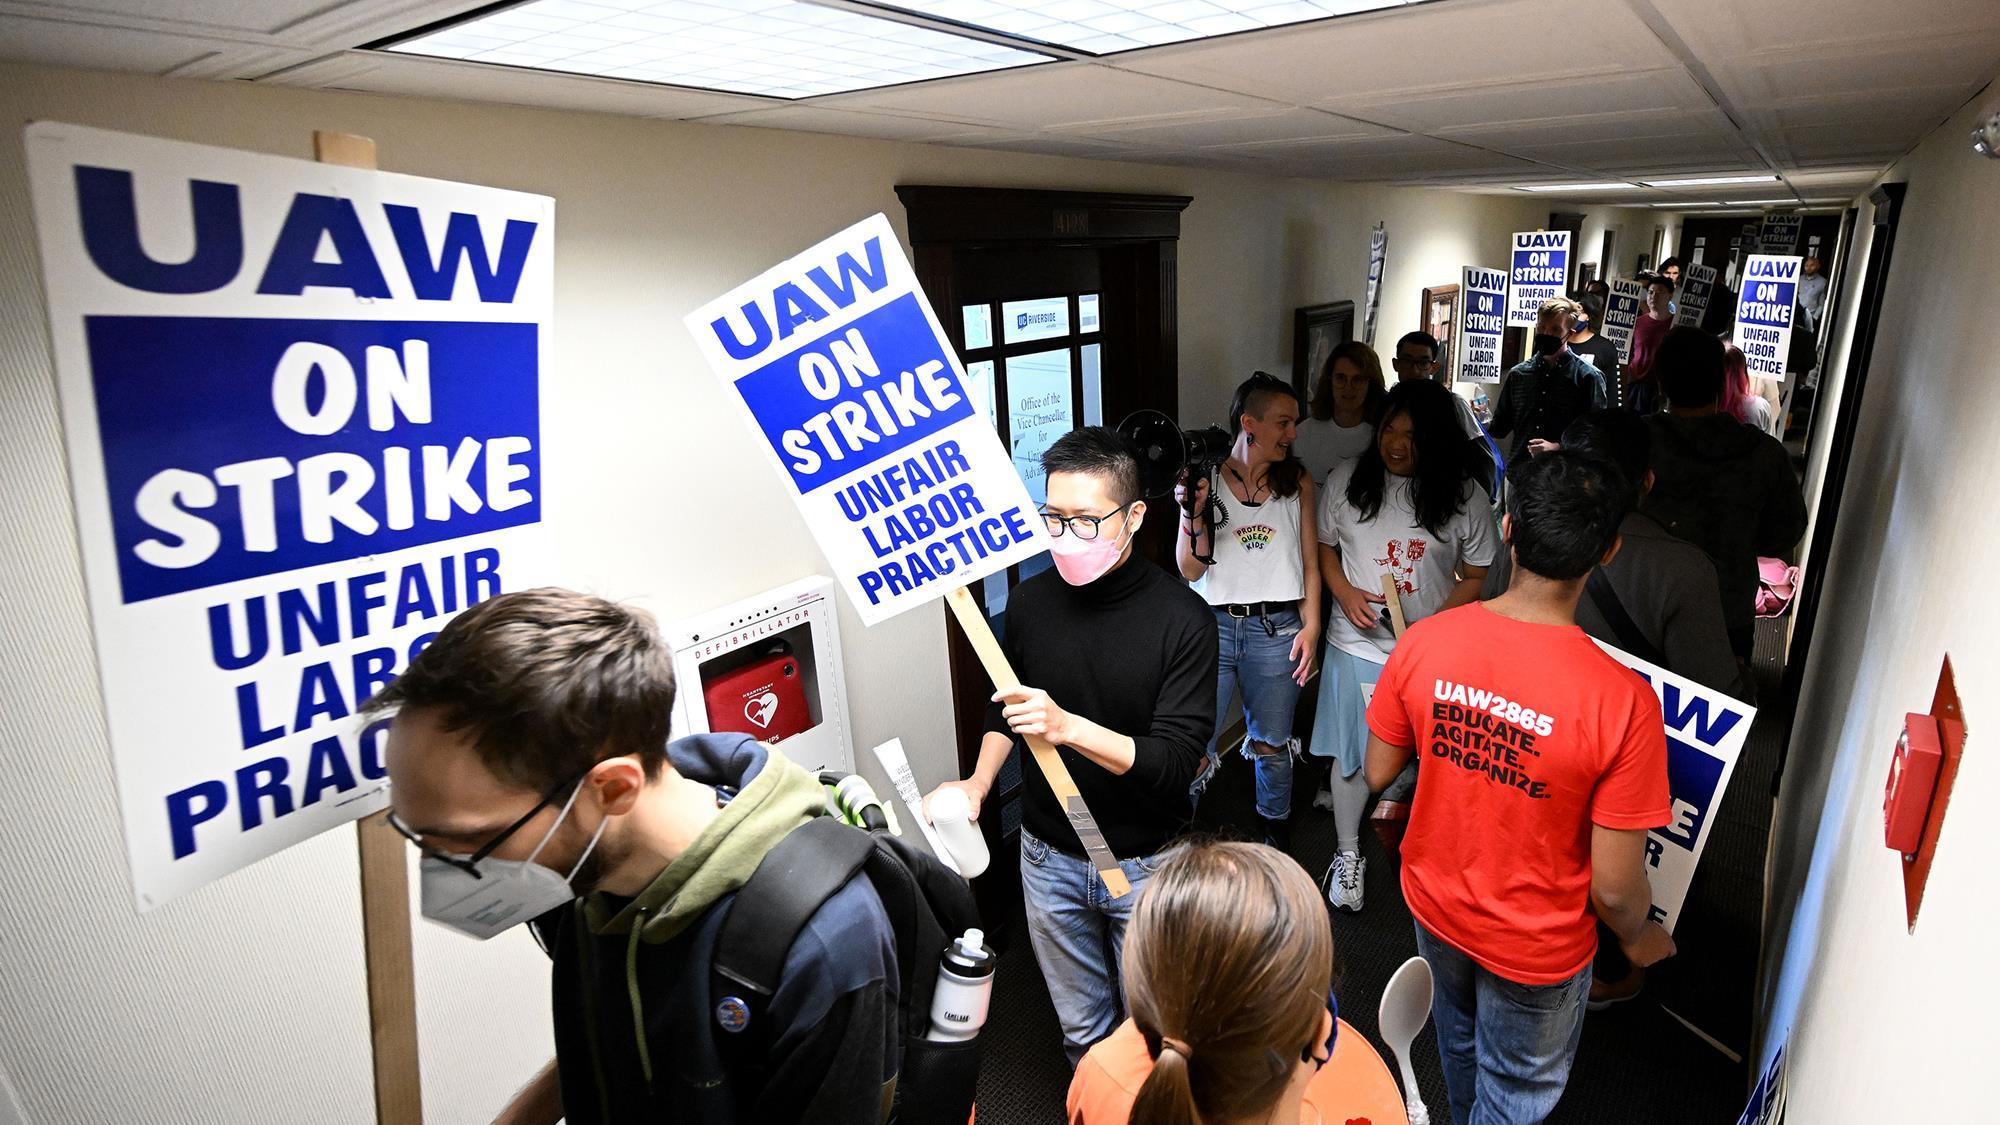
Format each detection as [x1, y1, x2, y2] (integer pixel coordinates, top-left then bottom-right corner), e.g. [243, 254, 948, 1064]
[1067, 1018, 1408, 1125]
[1367, 603, 1670, 985]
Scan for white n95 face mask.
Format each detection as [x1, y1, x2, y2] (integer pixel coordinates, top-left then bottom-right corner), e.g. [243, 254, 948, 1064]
[419, 781, 607, 941]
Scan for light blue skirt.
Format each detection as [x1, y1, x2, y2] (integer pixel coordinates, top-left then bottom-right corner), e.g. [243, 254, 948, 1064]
[1308, 645, 1384, 779]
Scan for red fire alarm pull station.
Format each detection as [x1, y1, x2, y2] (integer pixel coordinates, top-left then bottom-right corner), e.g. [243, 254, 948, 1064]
[1884, 714, 1944, 854]
[1888, 656, 1966, 931]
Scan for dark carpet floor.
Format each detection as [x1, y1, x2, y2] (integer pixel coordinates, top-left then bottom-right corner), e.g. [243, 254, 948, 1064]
[970, 621, 1789, 1124]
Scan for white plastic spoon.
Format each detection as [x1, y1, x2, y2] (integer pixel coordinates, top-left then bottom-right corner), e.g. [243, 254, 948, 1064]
[1378, 955, 1435, 1125]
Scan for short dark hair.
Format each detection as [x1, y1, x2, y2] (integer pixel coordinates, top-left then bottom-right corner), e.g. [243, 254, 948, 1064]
[361, 588, 676, 792]
[1659, 256, 1682, 272]
[1395, 331, 1439, 361]
[1560, 408, 1650, 511]
[1226, 373, 1306, 499]
[1043, 426, 1142, 507]
[1504, 452, 1627, 580]
[1575, 289, 1607, 324]
[1643, 272, 1677, 294]
[1656, 325, 1726, 407]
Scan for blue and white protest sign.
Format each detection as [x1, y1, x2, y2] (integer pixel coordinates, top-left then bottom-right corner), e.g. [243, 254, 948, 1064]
[1758, 211, 1803, 255]
[1602, 278, 1646, 364]
[1675, 262, 1720, 328]
[685, 214, 1048, 626]
[1363, 222, 1387, 345]
[1458, 266, 1508, 383]
[1593, 640, 1755, 932]
[25, 123, 557, 909]
[1506, 230, 1570, 327]
[1736, 254, 1803, 383]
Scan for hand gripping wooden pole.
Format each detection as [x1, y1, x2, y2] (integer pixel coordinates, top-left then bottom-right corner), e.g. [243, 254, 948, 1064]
[1381, 574, 1408, 638]
[314, 129, 424, 1125]
[946, 586, 1131, 898]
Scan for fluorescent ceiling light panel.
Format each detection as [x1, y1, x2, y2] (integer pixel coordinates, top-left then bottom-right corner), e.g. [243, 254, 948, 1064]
[869, 0, 1412, 56]
[1517, 182, 1632, 192]
[1651, 202, 1720, 207]
[1642, 174, 1781, 187]
[1726, 199, 1799, 206]
[382, 0, 1052, 99]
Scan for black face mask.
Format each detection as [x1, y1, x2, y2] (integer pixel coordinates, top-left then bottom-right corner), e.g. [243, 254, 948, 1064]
[1532, 332, 1564, 356]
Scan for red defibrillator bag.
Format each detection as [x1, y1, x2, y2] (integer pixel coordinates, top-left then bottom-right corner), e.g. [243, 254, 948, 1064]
[700, 643, 812, 743]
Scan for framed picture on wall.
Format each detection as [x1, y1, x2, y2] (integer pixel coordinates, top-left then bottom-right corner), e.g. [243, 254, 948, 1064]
[1419, 284, 1459, 385]
[1292, 300, 1355, 400]
[1576, 261, 1599, 285]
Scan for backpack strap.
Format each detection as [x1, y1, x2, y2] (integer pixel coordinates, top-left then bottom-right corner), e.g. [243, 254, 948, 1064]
[710, 817, 874, 1075]
[1585, 567, 1665, 667]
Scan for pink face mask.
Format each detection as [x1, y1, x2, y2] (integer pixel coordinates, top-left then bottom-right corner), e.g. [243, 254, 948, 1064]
[1048, 509, 1136, 586]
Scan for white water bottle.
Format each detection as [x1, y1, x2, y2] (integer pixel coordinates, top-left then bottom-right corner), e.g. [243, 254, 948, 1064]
[927, 786, 991, 878]
[928, 928, 995, 1042]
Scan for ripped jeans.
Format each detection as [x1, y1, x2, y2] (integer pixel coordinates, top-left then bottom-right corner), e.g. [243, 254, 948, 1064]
[1190, 607, 1304, 821]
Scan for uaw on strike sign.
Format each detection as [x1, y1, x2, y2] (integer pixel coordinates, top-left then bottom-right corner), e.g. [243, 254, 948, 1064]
[1594, 641, 1754, 932]
[25, 124, 555, 909]
[685, 214, 1048, 625]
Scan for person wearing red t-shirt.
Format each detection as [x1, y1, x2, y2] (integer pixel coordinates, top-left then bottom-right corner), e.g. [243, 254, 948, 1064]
[1624, 273, 1676, 414]
[1363, 451, 1676, 1125]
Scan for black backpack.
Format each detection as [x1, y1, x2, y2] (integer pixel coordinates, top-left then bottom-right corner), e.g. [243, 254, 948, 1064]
[710, 798, 982, 1124]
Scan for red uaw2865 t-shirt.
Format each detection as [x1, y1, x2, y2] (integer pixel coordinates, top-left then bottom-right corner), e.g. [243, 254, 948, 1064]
[1367, 603, 1669, 985]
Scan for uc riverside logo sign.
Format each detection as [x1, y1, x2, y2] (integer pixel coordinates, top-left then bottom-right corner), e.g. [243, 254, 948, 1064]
[25, 123, 557, 909]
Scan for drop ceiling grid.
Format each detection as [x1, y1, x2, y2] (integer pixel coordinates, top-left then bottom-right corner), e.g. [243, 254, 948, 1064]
[0, 0, 1993, 193]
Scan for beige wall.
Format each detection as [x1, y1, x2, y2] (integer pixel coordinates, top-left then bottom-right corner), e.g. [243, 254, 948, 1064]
[0, 59, 1654, 1123]
[1756, 83, 2000, 1119]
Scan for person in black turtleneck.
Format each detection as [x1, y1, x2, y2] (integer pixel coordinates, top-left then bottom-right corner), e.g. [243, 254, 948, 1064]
[924, 426, 1217, 1067]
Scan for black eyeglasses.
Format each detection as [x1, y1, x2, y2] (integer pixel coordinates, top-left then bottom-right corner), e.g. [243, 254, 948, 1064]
[385, 765, 590, 878]
[1041, 502, 1132, 541]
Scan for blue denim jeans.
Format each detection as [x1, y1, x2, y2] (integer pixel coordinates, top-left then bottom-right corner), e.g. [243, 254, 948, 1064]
[1414, 922, 1592, 1125]
[1019, 829, 1164, 1065]
[1191, 607, 1304, 821]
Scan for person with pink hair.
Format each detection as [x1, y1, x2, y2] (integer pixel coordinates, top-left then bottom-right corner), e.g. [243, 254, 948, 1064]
[1721, 343, 1774, 432]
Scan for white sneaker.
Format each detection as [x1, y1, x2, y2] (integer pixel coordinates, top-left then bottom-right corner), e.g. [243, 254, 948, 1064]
[1312, 786, 1338, 812]
[1324, 850, 1366, 912]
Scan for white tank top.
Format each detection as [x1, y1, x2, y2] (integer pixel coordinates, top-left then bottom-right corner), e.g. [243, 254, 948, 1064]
[1193, 489, 1306, 605]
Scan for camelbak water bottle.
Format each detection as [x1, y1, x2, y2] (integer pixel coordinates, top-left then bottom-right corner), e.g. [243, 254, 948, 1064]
[927, 928, 995, 1042]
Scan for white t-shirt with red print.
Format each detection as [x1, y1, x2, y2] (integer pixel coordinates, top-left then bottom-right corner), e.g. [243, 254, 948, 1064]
[1318, 460, 1499, 662]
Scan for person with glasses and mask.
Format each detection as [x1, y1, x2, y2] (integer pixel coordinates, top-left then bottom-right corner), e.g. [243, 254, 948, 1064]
[1487, 297, 1609, 468]
[1067, 841, 1407, 1125]
[1179, 374, 1322, 850]
[925, 426, 1217, 1066]
[368, 588, 900, 1125]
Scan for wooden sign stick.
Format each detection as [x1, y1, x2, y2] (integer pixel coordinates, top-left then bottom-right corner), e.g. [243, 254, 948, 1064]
[946, 586, 1132, 898]
[315, 129, 424, 1125]
[1381, 573, 1408, 638]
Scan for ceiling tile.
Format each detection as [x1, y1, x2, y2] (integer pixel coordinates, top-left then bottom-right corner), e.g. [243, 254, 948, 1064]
[1334, 68, 1716, 133]
[14, 0, 345, 37]
[822, 62, 1275, 129]
[686, 104, 995, 142]
[259, 51, 773, 119]
[1055, 106, 1396, 146]
[1114, 0, 1680, 105]
[1649, 0, 1998, 60]
[0, 14, 217, 74]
